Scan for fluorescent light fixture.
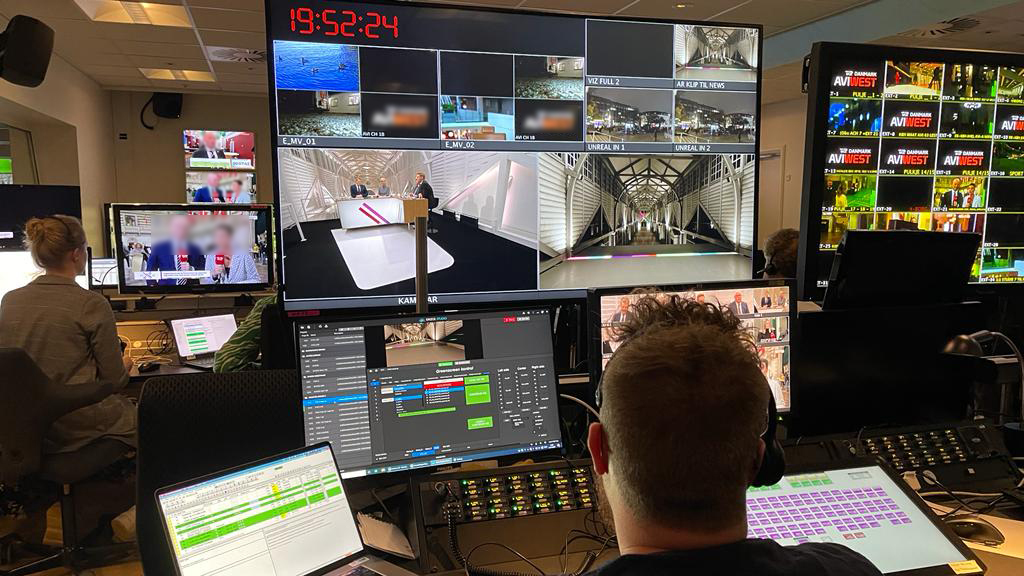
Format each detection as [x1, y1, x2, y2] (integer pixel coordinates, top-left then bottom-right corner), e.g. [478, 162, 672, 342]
[140, 68, 215, 82]
[74, 1, 192, 27]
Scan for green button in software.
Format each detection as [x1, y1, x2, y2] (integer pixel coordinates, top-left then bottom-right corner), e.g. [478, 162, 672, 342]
[467, 416, 493, 430]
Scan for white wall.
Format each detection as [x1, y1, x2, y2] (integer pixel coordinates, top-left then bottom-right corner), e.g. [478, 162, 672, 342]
[758, 96, 808, 245]
[0, 54, 115, 246]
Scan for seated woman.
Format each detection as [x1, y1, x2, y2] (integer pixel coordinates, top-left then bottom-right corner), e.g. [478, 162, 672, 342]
[0, 215, 135, 454]
[202, 223, 261, 285]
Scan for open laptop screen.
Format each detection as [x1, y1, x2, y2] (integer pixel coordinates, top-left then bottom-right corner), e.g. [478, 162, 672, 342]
[169, 314, 238, 358]
[156, 443, 362, 576]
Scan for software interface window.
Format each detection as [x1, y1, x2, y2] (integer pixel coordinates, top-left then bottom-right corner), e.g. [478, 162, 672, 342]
[599, 286, 791, 411]
[270, 3, 760, 307]
[815, 56, 1024, 287]
[297, 309, 561, 477]
[157, 446, 362, 576]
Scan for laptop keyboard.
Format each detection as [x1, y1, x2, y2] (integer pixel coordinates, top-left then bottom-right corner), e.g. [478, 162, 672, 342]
[188, 357, 216, 369]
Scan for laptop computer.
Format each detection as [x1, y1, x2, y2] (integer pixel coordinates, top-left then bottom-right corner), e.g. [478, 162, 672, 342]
[167, 314, 238, 370]
[748, 459, 986, 575]
[155, 442, 417, 576]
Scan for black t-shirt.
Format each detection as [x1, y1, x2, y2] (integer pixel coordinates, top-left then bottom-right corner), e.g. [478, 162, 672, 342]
[588, 539, 883, 576]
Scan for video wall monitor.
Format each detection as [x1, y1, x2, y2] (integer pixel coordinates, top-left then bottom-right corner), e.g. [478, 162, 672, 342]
[0, 185, 82, 251]
[186, 171, 256, 204]
[295, 307, 563, 478]
[590, 279, 793, 412]
[184, 130, 256, 170]
[267, 1, 763, 310]
[800, 42, 1024, 300]
[112, 204, 274, 294]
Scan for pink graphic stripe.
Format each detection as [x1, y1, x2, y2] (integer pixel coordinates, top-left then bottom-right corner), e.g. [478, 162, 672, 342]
[362, 202, 390, 224]
[359, 206, 380, 224]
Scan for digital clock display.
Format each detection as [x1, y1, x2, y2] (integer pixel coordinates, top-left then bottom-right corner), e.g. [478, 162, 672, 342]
[289, 7, 397, 39]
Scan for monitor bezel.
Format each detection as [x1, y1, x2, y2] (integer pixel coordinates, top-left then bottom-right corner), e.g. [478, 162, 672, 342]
[265, 0, 765, 311]
[293, 304, 567, 481]
[783, 458, 985, 576]
[155, 442, 365, 576]
[588, 278, 795, 413]
[111, 202, 275, 295]
[798, 41, 1024, 302]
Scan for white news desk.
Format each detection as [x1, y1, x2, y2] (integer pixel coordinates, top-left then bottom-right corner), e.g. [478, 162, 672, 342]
[337, 197, 428, 229]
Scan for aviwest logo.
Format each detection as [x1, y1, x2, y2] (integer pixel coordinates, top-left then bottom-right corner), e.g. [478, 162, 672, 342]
[1000, 115, 1024, 131]
[827, 148, 873, 165]
[885, 149, 931, 166]
[890, 112, 933, 128]
[942, 151, 985, 167]
[833, 71, 877, 88]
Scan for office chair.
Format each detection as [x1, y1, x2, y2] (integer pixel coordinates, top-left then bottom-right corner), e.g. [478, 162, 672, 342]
[135, 370, 302, 575]
[260, 300, 295, 369]
[0, 348, 135, 575]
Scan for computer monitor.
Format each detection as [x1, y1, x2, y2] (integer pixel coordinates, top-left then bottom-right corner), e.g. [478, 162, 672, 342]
[112, 204, 274, 294]
[0, 185, 82, 251]
[168, 314, 238, 358]
[296, 307, 563, 477]
[750, 461, 983, 576]
[155, 443, 366, 576]
[268, 0, 762, 310]
[799, 41, 1024, 300]
[0, 251, 86, 300]
[88, 254, 118, 289]
[591, 279, 793, 412]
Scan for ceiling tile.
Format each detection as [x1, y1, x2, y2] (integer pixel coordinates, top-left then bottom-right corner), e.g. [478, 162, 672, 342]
[716, 0, 864, 28]
[521, 0, 635, 14]
[0, 0, 88, 19]
[78, 64, 146, 78]
[113, 40, 205, 59]
[186, 0, 263, 9]
[211, 60, 268, 74]
[189, 7, 264, 33]
[149, 78, 221, 90]
[198, 29, 267, 50]
[616, 1, 731, 21]
[127, 55, 211, 70]
[89, 75, 154, 88]
[52, 34, 120, 55]
[63, 51, 134, 67]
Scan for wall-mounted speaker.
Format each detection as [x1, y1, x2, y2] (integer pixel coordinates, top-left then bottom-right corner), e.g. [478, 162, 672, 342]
[0, 15, 54, 88]
[152, 92, 183, 119]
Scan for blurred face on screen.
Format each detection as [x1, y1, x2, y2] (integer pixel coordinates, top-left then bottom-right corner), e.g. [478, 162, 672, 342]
[203, 131, 218, 150]
[618, 297, 629, 314]
[214, 226, 233, 254]
[415, 172, 425, 184]
[734, 292, 743, 304]
[169, 215, 191, 243]
[696, 294, 705, 304]
[231, 180, 243, 195]
[206, 173, 221, 188]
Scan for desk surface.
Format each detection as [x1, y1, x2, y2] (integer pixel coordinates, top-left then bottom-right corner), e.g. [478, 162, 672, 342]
[128, 362, 205, 382]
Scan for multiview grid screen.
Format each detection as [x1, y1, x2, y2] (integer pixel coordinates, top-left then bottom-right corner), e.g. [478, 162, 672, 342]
[268, 0, 762, 309]
[801, 42, 1024, 299]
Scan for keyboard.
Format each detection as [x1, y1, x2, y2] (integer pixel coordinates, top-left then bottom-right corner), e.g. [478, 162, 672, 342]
[184, 357, 216, 370]
[747, 479, 911, 543]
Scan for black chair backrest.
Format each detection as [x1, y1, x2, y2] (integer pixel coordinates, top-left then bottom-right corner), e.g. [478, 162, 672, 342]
[0, 348, 112, 485]
[260, 300, 295, 370]
[136, 370, 302, 575]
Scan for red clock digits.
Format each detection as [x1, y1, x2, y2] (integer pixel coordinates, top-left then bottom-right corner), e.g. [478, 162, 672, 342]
[381, 14, 398, 37]
[364, 11, 381, 38]
[321, 9, 339, 36]
[340, 10, 356, 37]
[293, 7, 314, 34]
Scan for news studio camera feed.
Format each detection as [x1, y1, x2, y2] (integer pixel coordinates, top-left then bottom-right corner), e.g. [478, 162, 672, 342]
[384, 320, 465, 368]
[586, 88, 673, 143]
[117, 208, 271, 291]
[598, 286, 791, 410]
[186, 171, 255, 204]
[815, 55, 1024, 286]
[183, 130, 256, 170]
[674, 25, 759, 83]
[276, 148, 757, 305]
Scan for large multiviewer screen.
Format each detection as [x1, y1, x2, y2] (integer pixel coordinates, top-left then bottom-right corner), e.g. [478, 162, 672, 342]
[594, 281, 792, 412]
[296, 308, 562, 477]
[800, 42, 1024, 300]
[268, 0, 762, 310]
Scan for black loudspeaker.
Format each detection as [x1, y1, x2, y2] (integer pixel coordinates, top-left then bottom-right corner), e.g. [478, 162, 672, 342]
[152, 92, 183, 118]
[0, 15, 54, 87]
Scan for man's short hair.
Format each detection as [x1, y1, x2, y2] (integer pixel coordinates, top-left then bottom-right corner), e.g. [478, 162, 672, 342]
[602, 293, 769, 530]
[764, 228, 799, 278]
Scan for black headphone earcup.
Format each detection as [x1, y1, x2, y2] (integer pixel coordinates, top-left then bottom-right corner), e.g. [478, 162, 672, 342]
[751, 387, 786, 487]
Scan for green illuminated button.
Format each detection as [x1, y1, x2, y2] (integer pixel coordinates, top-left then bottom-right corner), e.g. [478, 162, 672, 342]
[467, 416, 493, 430]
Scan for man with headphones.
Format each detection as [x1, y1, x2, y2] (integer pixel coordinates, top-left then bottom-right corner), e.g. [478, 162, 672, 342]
[585, 294, 881, 575]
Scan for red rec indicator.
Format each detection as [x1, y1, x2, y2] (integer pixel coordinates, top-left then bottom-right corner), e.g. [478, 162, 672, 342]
[503, 316, 518, 323]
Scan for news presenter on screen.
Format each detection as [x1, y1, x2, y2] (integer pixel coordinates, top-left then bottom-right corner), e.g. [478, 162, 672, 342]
[585, 295, 881, 576]
[378, 177, 391, 197]
[413, 171, 436, 206]
[192, 130, 226, 159]
[203, 223, 260, 285]
[218, 178, 252, 204]
[193, 172, 221, 203]
[146, 214, 205, 286]
[727, 291, 754, 316]
[350, 176, 369, 198]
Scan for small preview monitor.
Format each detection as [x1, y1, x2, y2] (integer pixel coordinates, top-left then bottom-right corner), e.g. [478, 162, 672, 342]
[0, 185, 82, 251]
[749, 461, 983, 576]
[156, 443, 365, 576]
[88, 255, 119, 289]
[186, 171, 256, 204]
[168, 314, 238, 359]
[592, 280, 793, 412]
[113, 204, 274, 294]
[296, 307, 563, 478]
[183, 130, 256, 170]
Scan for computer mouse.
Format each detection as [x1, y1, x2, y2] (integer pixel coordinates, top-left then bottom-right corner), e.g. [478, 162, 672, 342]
[945, 515, 1006, 546]
[137, 361, 160, 374]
